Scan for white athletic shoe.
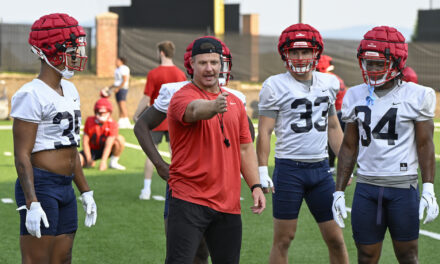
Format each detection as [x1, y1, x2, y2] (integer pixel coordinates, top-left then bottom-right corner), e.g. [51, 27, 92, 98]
[118, 118, 132, 129]
[139, 188, 151, 200]
[108, 161, 125, 170]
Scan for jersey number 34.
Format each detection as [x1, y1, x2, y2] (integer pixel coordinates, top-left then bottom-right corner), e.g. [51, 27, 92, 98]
[355, 106, 398, 146]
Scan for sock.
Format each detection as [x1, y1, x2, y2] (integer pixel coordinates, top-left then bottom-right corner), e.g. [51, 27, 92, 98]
[110, 156, 119, 163]
[144, 179, 151, 190]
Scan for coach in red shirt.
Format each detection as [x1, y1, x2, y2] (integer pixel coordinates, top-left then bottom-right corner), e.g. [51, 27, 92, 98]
[166, 37, 265, 264]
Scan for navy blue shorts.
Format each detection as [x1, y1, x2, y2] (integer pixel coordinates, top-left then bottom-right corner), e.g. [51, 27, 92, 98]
[352, 183, 420, 244]
[151, 131, 170, 145]
[115, 89, 128, 102]
[15, 168, 78, 236]
[272, 158, 335, 222]
[80, 149, 103, 161]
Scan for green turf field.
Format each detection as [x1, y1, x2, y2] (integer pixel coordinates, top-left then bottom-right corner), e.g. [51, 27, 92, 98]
[0, 119, 440, 263]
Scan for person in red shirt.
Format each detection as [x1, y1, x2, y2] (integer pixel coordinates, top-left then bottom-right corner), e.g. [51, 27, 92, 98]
[80, 98, 126, 171]
[134, 40, 187, 200]
[166, 37, 265, 264]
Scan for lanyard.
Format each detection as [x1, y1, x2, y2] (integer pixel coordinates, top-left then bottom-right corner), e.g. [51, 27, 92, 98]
[192, 81, 230, 148]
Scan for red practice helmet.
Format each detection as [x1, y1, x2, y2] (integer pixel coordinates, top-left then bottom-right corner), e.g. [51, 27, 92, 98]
[316, 54, 334, 73]
[184, 36, 232, 86]
[402, 66, 418, 84]
[94, 98, 113, 113]
[278, 23, 324, 74]
[357, 26, 407, 87]
[29, 13, 87, 71]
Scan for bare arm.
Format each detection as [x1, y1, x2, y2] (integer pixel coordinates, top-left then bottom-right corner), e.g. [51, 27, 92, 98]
[247, 116, 255, 142]
[100, 136, 116, 165]
[134, 106, 169, 181]
[415, 120, 435, 184]
[183, 92, 228, 123]
[256, 115, 275, 166]
[335, 122, 359, 191]
[73, 151, 91, 193]
[328, 114, 344, 157]
[133, 95, 151, 122]
[241, 142, 260, 188]
[82, 134, 92, 166]
[241, 142, 266, 214]
[112, 75, 128, 93]
[13, 119, 38, 208]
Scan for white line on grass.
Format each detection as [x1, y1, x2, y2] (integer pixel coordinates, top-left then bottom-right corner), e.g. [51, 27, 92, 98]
[346, 206, 440, 240]
[124, 142, 170, 158]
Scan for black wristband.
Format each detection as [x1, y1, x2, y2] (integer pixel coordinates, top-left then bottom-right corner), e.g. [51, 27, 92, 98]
[251, 184, 262, 193]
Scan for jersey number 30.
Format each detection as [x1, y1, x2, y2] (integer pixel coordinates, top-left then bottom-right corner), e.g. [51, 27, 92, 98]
[355, 106, 398, 146]
[52, 110, 81, 149]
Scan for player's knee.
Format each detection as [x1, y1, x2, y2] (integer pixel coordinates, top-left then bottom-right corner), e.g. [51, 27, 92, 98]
[324, 233, 346, 251]
[273, 233, 295, 251]
[357, 247, 380, 264]
[395, 248, 418, 264]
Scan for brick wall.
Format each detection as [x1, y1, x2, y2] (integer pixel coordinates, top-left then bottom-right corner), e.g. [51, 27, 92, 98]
[96, 12, 119, 77]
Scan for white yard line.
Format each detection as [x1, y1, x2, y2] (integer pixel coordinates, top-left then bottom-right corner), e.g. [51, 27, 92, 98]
[124, 142, 170, 158]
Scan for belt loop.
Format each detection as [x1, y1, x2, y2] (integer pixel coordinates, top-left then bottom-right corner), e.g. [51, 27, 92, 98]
[376, 187, 385, 225]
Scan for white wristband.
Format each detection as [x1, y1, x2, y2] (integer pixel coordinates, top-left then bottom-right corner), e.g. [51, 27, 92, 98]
[258, 166, 268, 176]
[423, 182, 435, 194]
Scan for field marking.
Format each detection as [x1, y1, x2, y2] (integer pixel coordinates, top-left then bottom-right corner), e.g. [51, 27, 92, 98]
[1, 198, 14, 204]
[152, 195, 165, 201]
[124, 142, 171, 158]
[346, 206, 440, 240]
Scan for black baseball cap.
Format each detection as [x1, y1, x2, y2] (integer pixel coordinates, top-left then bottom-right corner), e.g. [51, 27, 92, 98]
[192, 37, 223, 57]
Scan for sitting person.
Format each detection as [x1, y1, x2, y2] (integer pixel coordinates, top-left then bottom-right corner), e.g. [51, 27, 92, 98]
[80, 98, 126, 170]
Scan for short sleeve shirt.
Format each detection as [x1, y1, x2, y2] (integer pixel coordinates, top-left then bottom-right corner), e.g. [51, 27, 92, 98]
[167, 83, 251, 214]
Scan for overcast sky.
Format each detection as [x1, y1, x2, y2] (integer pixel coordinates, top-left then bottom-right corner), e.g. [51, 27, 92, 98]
[0, 0, 438, 39]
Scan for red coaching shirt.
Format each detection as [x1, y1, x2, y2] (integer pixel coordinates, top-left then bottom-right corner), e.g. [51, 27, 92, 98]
[83, 116, 118, 150]
[167, 83, 252, 214]
[144, 65, 187, 131]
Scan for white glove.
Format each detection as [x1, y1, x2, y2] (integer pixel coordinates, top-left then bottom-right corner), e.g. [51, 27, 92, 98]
[258, 166, 274, 189]
[332, 191, 347, 228]
[17, 202, 49, 238]
[419, 183, 439, 224]
[79, 191, 97, 227]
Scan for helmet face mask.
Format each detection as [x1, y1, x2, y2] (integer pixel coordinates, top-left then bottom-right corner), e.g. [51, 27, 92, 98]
[95, 111, 110, 123]
[64, 36, 88, 71]
[218, 55, 231, 86]
[283, 45, 319, 74]
[359, 51, 397, 87]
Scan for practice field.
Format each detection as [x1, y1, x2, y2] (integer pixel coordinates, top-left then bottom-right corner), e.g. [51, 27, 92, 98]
[1, 119, 440, 263]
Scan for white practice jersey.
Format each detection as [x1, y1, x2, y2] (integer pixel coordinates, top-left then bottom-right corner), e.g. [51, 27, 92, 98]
[114, 64, 130, 89]
[11, 79, 82, 153]
[259, 71, 339, 159]
[153, 80, 247, 113]
[342, 81, 435, 177]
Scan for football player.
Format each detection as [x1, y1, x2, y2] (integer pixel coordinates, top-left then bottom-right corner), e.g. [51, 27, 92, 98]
[79, 98, 126, 171]
[256, 23, 349, 263]
[333, 26, 439, 263]
[11, 13, 96, 263]
[134, 36, 253, 264]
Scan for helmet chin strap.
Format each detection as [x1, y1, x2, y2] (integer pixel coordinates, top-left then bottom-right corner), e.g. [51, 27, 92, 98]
[43, 55, 75, 79]
[31, 46, 74, 79]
